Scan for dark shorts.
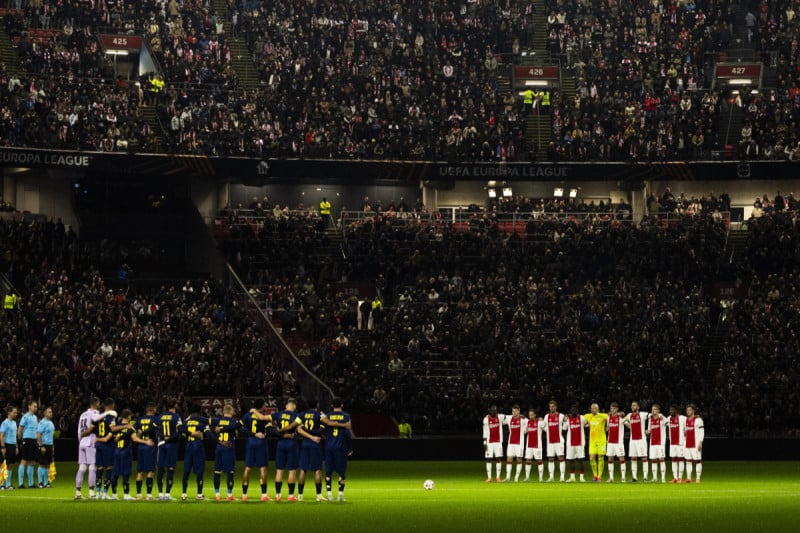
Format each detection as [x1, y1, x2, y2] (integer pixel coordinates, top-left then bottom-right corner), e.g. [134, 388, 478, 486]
[137, 443, 157, 473]
[214, 445, 236, 473]
[113, 449, 133, 477]
[245, 439, 269, 469]
[157, 443, 178, 469]
[96, 442, 115, 468]
[299, 440, 322, 471]
[183, 443, 206, 476]
[37, 444, 54, 466]
[275, 440, 299, 471]
[2, 444, 17, 464]
[325, 447, 347, 478]
[20, 438, 38, 462]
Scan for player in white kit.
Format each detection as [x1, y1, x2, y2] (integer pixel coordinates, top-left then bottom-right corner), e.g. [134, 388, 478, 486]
[482, 405, 507, 482]
[75, 397, 115, 499]
[646, 404, 668, 483]
[523, 408, 544, 482]
[605, 402, 627, 482]
[683, 404, 704, 483]
[502, 405, 525, 482]
[624, 401, 649, 482]
[667, 405, 687, 483]
[544, 400, 567, 482]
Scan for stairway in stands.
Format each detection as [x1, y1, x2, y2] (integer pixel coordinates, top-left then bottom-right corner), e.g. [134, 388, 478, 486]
[139, 105, 163, 150]
[531, 0, 548, 57]
[211, 0, 261, 90]
[0, 9, 22, 75]
[716, 104, 745, 152]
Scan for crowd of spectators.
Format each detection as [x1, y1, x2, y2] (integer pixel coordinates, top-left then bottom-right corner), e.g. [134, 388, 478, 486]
[4, 1, 800, 160]
[214, 190, 800, 436]
[0, 218, 291, 436]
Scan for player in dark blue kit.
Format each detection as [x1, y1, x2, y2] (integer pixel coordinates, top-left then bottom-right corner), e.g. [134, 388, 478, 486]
[110, 410, 150, 501]
[181, 411, 209, 501]
[209, 405, 241, 501]
[133, 403, 158, 500]
[270, 398, 320, 502]
[239, 399, 275, 502]
[155, 399, 182, 501]
[325, 398, 353, 502]
[298, 399, 330, 502]
[94, 399, 118, 499]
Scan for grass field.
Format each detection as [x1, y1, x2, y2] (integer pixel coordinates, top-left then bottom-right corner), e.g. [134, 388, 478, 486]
[1, 461, 799, 532]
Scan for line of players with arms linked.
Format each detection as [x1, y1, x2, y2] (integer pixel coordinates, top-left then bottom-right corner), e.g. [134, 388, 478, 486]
[483, 400, 705, 484]
[55, 396, 352, 502]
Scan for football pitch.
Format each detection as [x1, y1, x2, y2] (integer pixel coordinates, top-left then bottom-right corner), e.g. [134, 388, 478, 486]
[2, 461, 799, 532]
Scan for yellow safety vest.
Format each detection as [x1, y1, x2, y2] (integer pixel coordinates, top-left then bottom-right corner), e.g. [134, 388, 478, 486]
[523, 89, 534, 105]
[4, 294, 16, 309]
[320, 200, 331, 215]
[541, 91, 551, 106]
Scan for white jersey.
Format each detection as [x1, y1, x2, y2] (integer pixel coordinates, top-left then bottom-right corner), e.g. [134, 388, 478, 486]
[78, 408, 100, 447]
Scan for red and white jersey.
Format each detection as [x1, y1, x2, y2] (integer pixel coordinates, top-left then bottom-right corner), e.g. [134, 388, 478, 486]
[483, 414, 507, 444]
[625, 411, 646, 441]
[545, 412, 566, 445]
[685, 416, 704, 449]
[567, 415, 586, 447]
[504, 415, 525, 446]
[668, 415, 686, 446]
[524, 417, 543, 449]
[607, 414, 624, 445]
[647, 414, 667, 446]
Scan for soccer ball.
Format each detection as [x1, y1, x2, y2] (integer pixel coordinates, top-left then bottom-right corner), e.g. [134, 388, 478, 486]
[423, 479, 435, 490]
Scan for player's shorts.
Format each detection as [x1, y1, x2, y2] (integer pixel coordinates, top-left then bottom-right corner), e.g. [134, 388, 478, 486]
[628, 439, 647, 458]
[96, 442, 115, 468]
[588, 441, 607, 456]
[214, 445, 236, 472]
[684, 447, 702, 461]
[648, 444, 665, 460]
[524, 446, 542, 461]
[325, 447, 347, 478]
[566, 444, 585, 460]
[484, 442, 503, 459]
[506, 444, 523, 458]
[137, 443, 157, 473]
[20, 438, 38, 462]
[183, 443, 206, 476]
[113, 449, 133, 477]
[245, 439, 269, 469]
[38, 444, 54, 465]
[299, 440, 322, 471]
[668, 444, 684, 459]
[157, 443, 178, 468]
[606, 443, 625, 458]
[3, 443, 17, 464]
[274, 440, 299, 470]
[78, 442, 95, 465]
[546, 442, 564, 458]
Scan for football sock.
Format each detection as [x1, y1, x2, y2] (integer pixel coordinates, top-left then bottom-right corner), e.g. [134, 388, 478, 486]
[548, 461, 554, 478]
[298, 482, 304, 495]
[213, 473, 221, 493]
[598, 457, 605, 478]
[609, 461, 615, 479]
[242, 482, 249, 496]
[136, 479, 143, 495]
[227, 473, 235, 494]
[660, 461, 667, 480]
[695, 462, 702, 479]
[643, 459, 650, 479]
[679, 459, 685, 479]
[111, 474, 118, 494]
[485, 462, 492, 479]
[325, 477, 332, 492]
[620, 461, 627, 480]
[146, 477, 153, 495]
[538, 462, 544, 479]
[197, 476, 204, 495]
[166, 469, 174, 493]
[524, 462, 532, 479]
[89, 467, 96, 490]
[671, 460, 678, 479]
[76, 464, 87, 490]
[515, 462, 523, 481]
[338, 478, 345, 495]
[18, 465, 24, 486]
[261, 483, 267, 495]
[505, 462, 513, 479]
[590, 458, 597, 478]
[495, 461, 502, 478]
[287, 482, 295, 496]
[559, 459, 565, 478]
[275, 481, 283, 496]
[686, 461, 694, 479]
[156, 468, 164, 493]
[631, 459, 638, 480]
[123, 476, 130, 495]
[28, 466, 34, 486]
[315, 482, 322, 496]
[182, 471, 190, 493]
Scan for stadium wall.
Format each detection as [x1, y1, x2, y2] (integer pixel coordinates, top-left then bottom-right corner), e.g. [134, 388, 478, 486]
[51, 437, 800, 463]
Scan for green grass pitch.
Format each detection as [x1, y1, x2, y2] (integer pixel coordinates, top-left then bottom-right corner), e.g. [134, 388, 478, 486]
[1, 461, 799, 532]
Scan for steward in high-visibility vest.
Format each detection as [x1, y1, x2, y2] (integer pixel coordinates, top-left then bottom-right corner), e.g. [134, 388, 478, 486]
[319, 197, 332, 228]
[4, 293, 17, 310]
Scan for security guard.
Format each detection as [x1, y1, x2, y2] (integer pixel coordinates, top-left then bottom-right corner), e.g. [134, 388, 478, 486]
[319, 197, 332, 228]
[523, 88, 534, 114]
[541, 89, 551, 114]
[4, 292, 17, 311]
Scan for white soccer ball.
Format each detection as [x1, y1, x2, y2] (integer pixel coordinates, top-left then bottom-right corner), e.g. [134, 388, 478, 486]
[423, 479, 435, 490]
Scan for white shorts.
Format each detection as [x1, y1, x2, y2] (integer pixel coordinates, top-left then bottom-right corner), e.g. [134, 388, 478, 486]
[628, 439, 647, 458]
[525, 447, 542, 461]
[485, 442, 503, 459]
[606, 443, 625, 458]
[566, 445, 585, 460]
[669, 444, 684, 459]
[78, 443, 96, 465]
[684, 447, 702, 461]
[506, 444, 523, 458]
[546, 442, 564, 458]
[648, 444, 665, 460]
